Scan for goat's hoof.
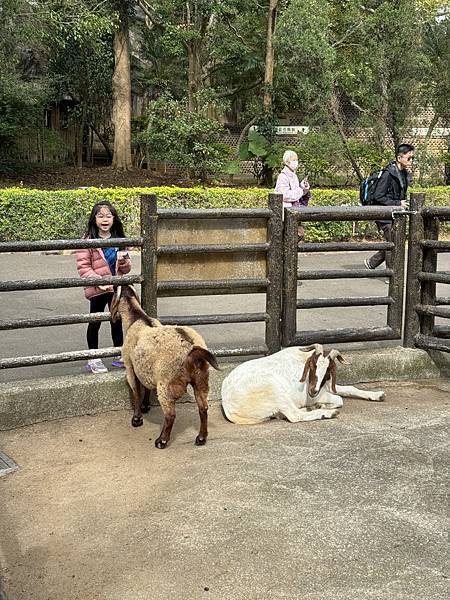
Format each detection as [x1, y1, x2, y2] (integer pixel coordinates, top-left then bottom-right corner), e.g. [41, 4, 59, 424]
[322, 410, 338, 419]
[131, 416, 143, 428]
[141, 402, 150, 414]
[195, 435, 207, 446]
[155, 438, 168, 449]
[373, 392, 385, 402]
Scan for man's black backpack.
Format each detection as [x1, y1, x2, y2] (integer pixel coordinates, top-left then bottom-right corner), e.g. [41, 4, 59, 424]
[359, 169, 385, 206]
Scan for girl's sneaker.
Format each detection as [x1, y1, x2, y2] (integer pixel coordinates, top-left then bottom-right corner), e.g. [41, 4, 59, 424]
[111, 357, 125, 368]
[85, 359, 108, 374]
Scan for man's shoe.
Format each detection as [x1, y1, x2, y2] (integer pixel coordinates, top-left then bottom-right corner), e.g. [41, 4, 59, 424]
[364, 259, 373, 270]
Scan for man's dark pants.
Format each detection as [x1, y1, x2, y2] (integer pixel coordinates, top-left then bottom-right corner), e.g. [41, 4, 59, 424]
[367, 222, 392, 269]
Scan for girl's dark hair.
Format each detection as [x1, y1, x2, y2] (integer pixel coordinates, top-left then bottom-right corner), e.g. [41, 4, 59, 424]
[85, 201, 126, 239]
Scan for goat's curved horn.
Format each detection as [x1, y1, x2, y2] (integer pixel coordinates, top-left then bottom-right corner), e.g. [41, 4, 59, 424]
[300, 343, 324, 355]
[115, 286, 122, 300]
[328, 349, 350, 364]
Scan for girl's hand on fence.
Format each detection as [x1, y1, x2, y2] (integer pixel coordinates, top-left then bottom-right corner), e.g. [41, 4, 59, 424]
[98, 285, 113, 291]
[117, 251, 130, 262]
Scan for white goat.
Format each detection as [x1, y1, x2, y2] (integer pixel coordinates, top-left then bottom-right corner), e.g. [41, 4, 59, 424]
[221, 344, 385, 424]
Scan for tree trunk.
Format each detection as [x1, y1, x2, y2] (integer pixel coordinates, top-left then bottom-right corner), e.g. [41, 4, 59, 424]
[112, 16, 133, 171]
[187, 39, 202, 113]
[89, 121, 113, 161]
[263, 0, 278, 111]
[378, 71, 389, 148]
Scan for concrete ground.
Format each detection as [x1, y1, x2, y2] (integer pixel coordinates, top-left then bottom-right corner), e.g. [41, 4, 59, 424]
[0, 251, 449, 383]
[0, 379, 449, 600]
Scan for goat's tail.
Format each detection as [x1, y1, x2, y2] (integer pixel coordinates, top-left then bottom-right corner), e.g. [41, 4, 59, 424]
[189, 346, 220, 371]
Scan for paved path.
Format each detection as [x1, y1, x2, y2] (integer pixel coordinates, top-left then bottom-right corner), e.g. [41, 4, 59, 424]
[0, 252, 448, 383]
[0, 379, 448, 600]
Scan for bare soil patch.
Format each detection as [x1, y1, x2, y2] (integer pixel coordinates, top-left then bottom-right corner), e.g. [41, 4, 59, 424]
[0, 165, 196, 190]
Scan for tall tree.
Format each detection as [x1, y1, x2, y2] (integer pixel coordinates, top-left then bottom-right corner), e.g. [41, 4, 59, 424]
[112, 0, 133, 170]
[263, 0, 278, 111]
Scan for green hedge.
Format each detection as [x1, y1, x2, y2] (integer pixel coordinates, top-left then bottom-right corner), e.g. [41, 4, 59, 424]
[0, 185, 448, 242]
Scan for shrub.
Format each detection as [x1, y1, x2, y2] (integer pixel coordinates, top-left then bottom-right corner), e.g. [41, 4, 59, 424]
[137, 93, 232, 182]
[0, 185, 448, 242]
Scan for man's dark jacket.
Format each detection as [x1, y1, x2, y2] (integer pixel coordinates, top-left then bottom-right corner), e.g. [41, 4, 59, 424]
[372, 160, 412, 226]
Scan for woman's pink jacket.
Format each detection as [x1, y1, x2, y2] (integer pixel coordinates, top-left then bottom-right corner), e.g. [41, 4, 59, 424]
[76, 247, 131, 300]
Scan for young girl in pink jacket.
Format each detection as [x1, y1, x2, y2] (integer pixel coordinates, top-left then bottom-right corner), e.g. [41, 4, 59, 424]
[76, 201, 131, 373]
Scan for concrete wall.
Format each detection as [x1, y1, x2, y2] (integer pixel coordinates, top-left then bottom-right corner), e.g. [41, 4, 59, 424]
[157, 217, 267, 281]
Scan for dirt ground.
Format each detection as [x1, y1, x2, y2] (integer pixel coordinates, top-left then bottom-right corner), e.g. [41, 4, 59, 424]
[0, 165, 200, 190]
[0, 165, 245, 190]
[0, 379, 448, 600]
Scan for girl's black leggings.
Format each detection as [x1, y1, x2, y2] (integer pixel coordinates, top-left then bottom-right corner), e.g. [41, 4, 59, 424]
[87, 293, 123, 350]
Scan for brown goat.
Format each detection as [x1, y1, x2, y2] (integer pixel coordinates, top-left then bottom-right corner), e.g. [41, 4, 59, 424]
[110, 285, 219, 448]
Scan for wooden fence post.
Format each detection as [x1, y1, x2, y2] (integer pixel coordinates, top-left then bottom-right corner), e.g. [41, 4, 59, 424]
[266, 193, 283, 353]
[282, 208, 299, 347]
[387, 214, 407, 337]
[404, 192, 425, 347]
[421, 215, 440, 336]
[140, 194, 158, 316]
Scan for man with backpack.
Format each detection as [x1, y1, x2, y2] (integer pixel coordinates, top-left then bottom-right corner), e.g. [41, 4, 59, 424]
[363, 143, 414, 272]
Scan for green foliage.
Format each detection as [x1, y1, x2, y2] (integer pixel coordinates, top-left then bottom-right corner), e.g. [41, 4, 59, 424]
[137, 92, 232, 180]
[239, 114, 281, 184]
[275, 0, 335, 118]
[0, 75, 48, 149]
[1, 185, 448, 242]
[283, 133, 392, 186]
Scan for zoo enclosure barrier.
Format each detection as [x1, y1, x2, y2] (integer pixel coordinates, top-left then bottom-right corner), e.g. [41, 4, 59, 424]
[0, 192, 448, 371]
[282, 203, 408, 347]
[404, 193, 450, 352]
[0, 194, 283, 369]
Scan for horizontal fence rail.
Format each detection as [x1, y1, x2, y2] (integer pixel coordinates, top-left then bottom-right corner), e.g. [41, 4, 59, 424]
[0, 237, 142, 253]
[157, 208, 272, 219]
[0, 343, 271, 369]
[156, 278, 269, 296]
[299, 241, 394, 252]
[289, 205, 406, 222]
[157, 243, 270, 255]
[296, 296, 393, 309]
[297, 268, 393, 280]
[0, 275, 142, 292]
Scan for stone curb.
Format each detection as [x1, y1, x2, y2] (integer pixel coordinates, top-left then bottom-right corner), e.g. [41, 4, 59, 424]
[0, 347, 447, 431]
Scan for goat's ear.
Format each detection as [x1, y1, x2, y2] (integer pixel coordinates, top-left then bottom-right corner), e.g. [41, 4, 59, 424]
[299, 358, 311, 383]
[336, 354, 350, 365]
[329, 361, 337, 394]
[128, 285, 142, 305]
[328, 349, 350, 365]
[300, 344, 323, 355]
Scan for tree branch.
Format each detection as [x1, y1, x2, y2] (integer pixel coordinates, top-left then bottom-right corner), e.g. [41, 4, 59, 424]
[234, 116, 258, 158]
